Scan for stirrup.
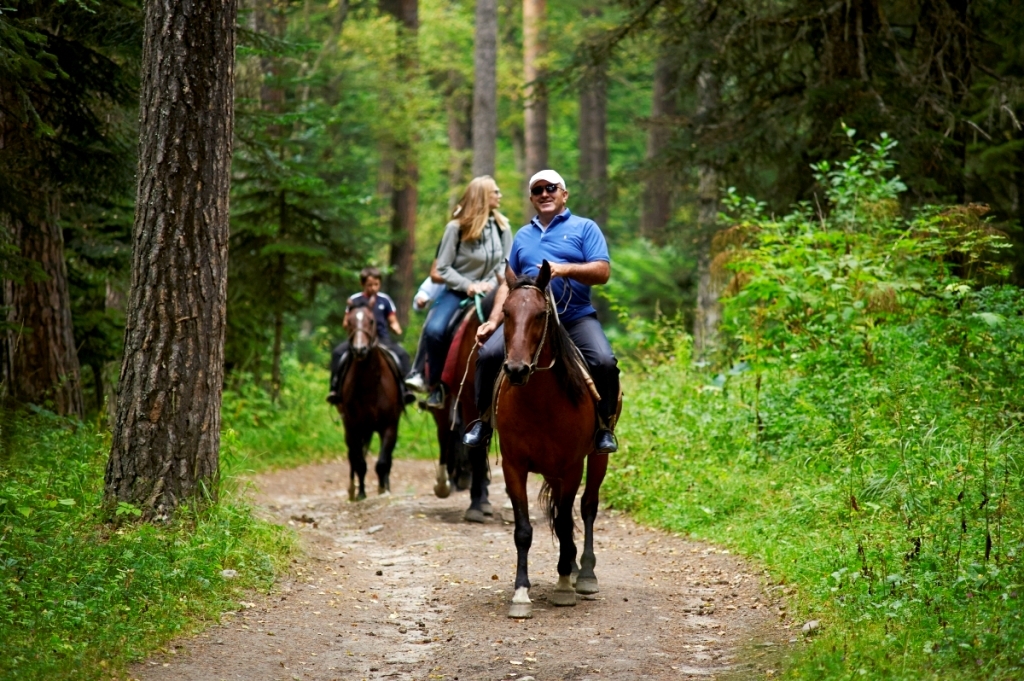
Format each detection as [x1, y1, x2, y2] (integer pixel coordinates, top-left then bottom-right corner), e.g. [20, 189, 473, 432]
[425, 384, 446, 409]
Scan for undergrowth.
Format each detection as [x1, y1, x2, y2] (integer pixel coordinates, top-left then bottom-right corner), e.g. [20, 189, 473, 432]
[607, 131, 1024, 680]
[0, 411, 295, 680]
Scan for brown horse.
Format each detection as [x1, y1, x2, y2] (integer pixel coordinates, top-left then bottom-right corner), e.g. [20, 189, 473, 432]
[495, 260, 614, 619]
[336, 303, 403, 501]
[430, 299, 492, 522]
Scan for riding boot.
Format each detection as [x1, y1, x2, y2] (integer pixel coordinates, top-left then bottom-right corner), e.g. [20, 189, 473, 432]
[426, 384, 446, 410]
[463, 418, 493, 448]
[594, 411, 618, 454]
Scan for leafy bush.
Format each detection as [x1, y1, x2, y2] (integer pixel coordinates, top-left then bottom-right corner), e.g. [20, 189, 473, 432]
[606, 132, 1024, 679]
[0, 411, 294, 680]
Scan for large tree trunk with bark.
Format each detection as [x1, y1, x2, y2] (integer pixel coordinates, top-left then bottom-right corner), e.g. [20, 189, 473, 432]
[2, 193, 85, 418]
[578, 61, 608, 226]
[692, 65, 722, 359]
[104, 0, 236, 520]
[381, 0, 418, 327]
[472, 0, 498, 178]
[523, 0, 547, 214]
[640, 55, 679, 244]
[447, 69, 472, 211]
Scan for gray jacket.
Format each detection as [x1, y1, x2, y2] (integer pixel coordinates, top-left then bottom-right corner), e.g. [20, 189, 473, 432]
[436, 217, 512, 293]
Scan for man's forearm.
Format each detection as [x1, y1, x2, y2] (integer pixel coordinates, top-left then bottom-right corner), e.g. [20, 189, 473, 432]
[551, 260, 610, 286]
[487, 282, 509, 325]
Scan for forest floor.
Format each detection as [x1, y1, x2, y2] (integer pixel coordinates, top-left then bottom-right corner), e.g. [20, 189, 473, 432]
[132, 458, 791, 681]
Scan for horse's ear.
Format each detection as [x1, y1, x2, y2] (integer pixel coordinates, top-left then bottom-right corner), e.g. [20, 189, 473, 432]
[536, 260, 551, 290]
[506, 268, 517, 288]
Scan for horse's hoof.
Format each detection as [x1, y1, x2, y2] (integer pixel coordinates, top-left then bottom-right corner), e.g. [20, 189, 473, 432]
[456, 472, 471, 491]
[480, 502, 494, 516]
[464, 508, 486, 523]
[434, 465, 451, 498]
[575, 577, 599, 595]
[378, 488, 391, 497]
[508, 603, 533, 619]
[355, 491, 367, 502]
[549, 589, 577, 607]
[347, 483, 356, 502]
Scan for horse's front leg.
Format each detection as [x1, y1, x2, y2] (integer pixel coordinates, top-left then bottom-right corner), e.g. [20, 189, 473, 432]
[432, 412, 452, 499]
[345, 426, 368, 502]
[504, 464, 533, 619]
[376, 424, 397, 495]
[550, 489, 579, 607]
[576, 453, 609, 594]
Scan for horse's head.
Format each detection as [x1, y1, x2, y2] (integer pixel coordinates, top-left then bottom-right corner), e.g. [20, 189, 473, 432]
[345, 303, 377, 360]
[502, 260, 553, 386]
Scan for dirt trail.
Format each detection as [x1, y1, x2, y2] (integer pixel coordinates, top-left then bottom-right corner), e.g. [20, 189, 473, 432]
[133, 458, 790, 681]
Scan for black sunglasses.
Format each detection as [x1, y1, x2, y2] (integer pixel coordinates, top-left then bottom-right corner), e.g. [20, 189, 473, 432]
[530, 183, 561, 196]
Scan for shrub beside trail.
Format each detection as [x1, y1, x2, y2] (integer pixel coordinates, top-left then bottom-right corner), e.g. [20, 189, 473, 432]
[606, 133, 1024, 681]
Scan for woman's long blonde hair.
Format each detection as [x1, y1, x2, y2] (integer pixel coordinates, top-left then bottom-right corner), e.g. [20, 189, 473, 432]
[453, 176, 509, 241]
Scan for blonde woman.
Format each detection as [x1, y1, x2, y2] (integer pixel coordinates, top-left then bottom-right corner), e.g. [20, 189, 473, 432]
[421, 176, 512, 408]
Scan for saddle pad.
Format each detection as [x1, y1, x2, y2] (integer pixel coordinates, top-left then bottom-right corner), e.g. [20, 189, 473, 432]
[440, 309, 473, 387]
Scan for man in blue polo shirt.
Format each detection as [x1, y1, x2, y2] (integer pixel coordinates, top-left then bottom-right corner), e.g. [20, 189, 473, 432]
[463, 169, 620, 453]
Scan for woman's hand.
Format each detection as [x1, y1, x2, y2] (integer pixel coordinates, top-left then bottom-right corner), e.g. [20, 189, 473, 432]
[467, 281, 495, 297]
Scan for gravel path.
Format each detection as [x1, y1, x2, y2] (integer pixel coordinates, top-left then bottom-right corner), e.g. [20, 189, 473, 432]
[133, 457, 790, 681]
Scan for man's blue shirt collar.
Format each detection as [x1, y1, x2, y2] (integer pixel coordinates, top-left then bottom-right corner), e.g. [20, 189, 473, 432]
[529, 208, 572, 231]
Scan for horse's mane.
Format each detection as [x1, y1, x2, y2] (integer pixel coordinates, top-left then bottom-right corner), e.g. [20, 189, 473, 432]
[508, 276, 589, 406]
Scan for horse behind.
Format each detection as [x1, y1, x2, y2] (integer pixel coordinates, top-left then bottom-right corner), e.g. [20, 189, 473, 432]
[336, 303, 403, 501]
[495, 260, 616, 619]
[430, 295, 492, 523]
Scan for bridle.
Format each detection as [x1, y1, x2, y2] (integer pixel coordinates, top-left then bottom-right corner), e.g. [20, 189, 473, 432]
[348, 308, 377, 358]
[509, 284, 557, 379]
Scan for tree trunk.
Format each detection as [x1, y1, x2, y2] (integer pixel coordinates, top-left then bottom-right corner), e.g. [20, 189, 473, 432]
[523, 0, 547, 213]
[105, 0, 236, 520]
[447, 69, 472, 211]
[692, 65, 722, 359]
[382, 0, 418, 328]
[472, 0, 498, 177]
[640, 55, 679, 244]
[578, 60, 608, 226]
[2, 194, 85, 418]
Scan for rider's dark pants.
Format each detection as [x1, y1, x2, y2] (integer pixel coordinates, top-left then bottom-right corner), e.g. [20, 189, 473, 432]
[330, 339, 411, 392]
[423, 289, 466, 386]
[474, 313, 620, 424]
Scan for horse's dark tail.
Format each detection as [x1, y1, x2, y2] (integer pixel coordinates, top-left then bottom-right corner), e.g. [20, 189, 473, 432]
[538, 481, 577, 537]
[538, 481, 557, 536]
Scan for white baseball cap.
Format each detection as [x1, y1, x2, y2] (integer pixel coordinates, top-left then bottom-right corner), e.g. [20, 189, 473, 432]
[528, 169, 566, 191]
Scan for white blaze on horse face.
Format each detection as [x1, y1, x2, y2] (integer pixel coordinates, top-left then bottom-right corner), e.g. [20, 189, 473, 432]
[512, 586, 531, 604]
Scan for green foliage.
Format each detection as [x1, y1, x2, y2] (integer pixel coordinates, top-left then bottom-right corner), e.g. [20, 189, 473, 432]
[607, 135, 1024, 679]
[0, 410, 294, 680]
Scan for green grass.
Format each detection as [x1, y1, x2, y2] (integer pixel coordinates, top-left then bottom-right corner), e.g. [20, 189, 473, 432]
[0, 355, 442, 681]
[0, 410, 296, 680]
[608, 345, 1024, 681]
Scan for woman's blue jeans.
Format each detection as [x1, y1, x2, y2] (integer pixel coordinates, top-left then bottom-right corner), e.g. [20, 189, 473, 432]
[423, 289, 467, 385]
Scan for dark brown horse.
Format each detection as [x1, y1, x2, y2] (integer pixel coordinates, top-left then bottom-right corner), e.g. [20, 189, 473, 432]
[495, 260, 615, 619]
[336, 303, 403, 501]
[430, 297, 492, 522]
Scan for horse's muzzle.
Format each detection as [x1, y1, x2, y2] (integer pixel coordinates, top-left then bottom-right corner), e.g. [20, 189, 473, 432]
[503, 361, 531, 386]
[352, 345, 370, 361]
